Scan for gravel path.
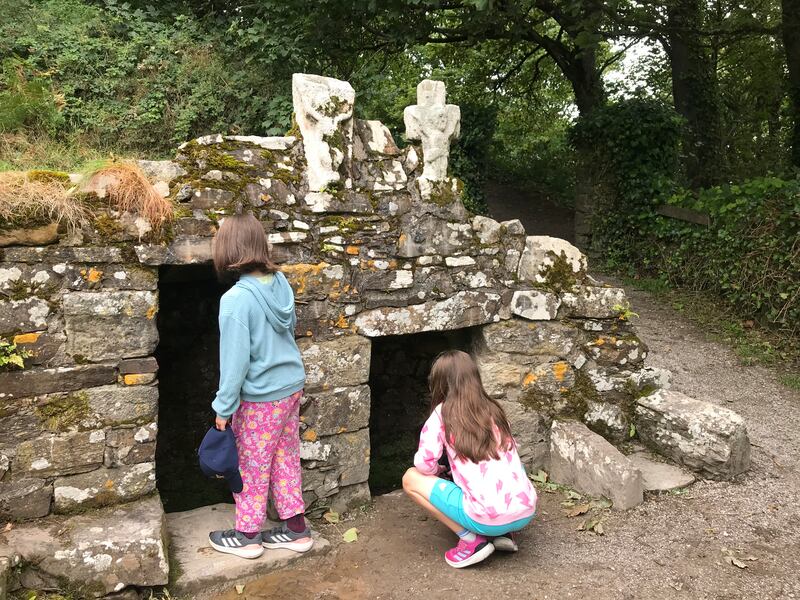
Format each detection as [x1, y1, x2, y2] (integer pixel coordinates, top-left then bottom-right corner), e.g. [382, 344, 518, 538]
[211, 282, 800, 600]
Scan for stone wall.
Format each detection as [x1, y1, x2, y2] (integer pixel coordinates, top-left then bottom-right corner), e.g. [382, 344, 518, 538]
[0, 73, 751, 596]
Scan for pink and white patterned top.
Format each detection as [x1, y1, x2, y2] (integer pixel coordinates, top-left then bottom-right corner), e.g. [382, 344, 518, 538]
[413, 404, 538, 526]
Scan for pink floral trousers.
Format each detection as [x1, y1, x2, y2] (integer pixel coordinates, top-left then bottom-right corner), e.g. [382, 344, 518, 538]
[231, 390, 305, 533]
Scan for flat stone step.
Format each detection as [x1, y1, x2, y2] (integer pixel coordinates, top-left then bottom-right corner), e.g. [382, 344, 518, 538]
[628, 452, 695, 492]
[166, 503, 329, 599]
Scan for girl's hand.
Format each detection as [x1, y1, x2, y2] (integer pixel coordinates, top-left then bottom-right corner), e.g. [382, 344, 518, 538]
[215, 416, 228, 431]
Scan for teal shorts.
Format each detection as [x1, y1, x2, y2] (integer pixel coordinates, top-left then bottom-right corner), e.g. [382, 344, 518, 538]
[428, 478, 533, 537]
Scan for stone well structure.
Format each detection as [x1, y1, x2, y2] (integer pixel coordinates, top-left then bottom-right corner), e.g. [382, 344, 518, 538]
[0, 74, 751, 597]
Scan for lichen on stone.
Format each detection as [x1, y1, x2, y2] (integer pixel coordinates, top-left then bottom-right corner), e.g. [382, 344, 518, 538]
[35, 392, 90, 431]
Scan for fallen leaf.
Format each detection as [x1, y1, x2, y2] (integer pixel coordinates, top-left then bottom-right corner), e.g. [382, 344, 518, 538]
[594, 522, 605, 535]
[561, 500, 576, 508]
[530, 470, 549, 484]
[566, 490, 582, 500]
[744, 556, 759, 562]
[2, 522, 12, 533]
[579, 516, 604, 535]
[235, 584, 245, 595]
[566, 503, 591, 518]
[591, 498, 612, 510]
[323, 511, 340, 524]
[342, 527, 358, 543]
[725, 556, 748, 569]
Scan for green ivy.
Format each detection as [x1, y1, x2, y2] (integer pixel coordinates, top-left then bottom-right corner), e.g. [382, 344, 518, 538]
[572, 98, 800, 334]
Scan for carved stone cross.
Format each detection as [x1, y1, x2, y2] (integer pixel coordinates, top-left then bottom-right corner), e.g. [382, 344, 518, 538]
[403, 80, 461, 184]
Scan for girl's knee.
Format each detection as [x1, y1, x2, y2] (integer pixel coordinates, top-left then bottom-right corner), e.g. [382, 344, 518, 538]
[402, 467, 419, 492]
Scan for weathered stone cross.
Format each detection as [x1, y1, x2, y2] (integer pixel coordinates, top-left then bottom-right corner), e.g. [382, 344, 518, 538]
[403, 80, 461, 184]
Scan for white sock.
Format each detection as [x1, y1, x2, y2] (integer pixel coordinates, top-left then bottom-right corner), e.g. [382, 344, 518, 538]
[457, 528, 476, 542]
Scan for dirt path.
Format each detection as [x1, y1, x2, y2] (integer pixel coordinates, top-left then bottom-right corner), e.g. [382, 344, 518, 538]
[211, 285, 800, 600]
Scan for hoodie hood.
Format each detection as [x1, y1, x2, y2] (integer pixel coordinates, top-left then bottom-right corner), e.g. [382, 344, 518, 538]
[235, 273, 296, 332]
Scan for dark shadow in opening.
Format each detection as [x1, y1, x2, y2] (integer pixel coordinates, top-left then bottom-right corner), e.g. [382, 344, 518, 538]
[155, 264, 232, 513]
[367, 328, 476, 495]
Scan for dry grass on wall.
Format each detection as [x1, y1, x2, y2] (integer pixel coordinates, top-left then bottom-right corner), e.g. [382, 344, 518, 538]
[85, 162, 174, 230]
[0, 170, 88, 230]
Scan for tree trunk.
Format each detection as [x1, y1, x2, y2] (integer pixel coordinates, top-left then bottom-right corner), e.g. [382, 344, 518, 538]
[782, 0, 800, 167]
[666, 0, 724, 188]
[565, 49, 605, 251]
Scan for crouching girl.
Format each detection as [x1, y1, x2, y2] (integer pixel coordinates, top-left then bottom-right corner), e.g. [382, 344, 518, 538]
[403, 350, 537, 568]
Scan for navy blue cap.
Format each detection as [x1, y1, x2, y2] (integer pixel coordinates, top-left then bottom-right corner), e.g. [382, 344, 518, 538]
[198, 427, 244, 494]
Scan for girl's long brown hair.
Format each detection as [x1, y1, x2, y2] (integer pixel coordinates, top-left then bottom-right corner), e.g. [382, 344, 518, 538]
[429, 350, 514, 463]
[212, 213, 278, 280]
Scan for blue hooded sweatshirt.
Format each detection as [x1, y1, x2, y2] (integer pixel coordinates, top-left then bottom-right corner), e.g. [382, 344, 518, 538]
[211, 272, 306, 419]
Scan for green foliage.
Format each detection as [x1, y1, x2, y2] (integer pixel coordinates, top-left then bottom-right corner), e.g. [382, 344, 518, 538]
[0, 60, 63, 134]
[575, 98, 800, 335]
[0, 339, 31, 370]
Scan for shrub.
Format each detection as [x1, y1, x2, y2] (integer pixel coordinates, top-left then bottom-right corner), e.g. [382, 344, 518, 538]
[572, 99, 800, 334]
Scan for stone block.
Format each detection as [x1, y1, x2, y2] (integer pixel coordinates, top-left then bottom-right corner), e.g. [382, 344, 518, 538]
[511, 290, 561, 320]
[396, 215, 472, 257]
[105, 423, 157, 467]
[627, 452, 695, 492]
[355, 290, 504, 337]
[500, 401, 550, 471]
[298, 335, 371, 392]
[0, 365, 117, 399]
[354, 119, 400, 157]
[328, 482, 371, 513]
[0, 298, 51, 336]
[301, 385, 370, 437]
[585, 333, 648, 368]
[583, 400, 629, 442]
[62, 264, 158, 292]
[475, 351, 527, 397]
[118, 357, 159, 374]
[14, 430, 106, 477]
[471, 215, 502, 245]
[0, 478, 53, 521]
[0, 223, 59, 247]
[0, 246, 125, 264]
[323, 429, 371, 487]
[82, 384, 158, 427]
[517, 236, 587, 289]
[561, 286, 627, 319]
[12, 331, 63, 366]
[54, 462, 156, 513]
[137, 159, 187, 183]
[282, 262, 346, 301]
[304, 190, 373, 213]
[635, 390, 751, 479]
[477, 319, 583, 359]
[190, 187, 235, 210]
[63, 291, 158, 361]
[0, 495, 168, 596]
[549, 420, 643, 510]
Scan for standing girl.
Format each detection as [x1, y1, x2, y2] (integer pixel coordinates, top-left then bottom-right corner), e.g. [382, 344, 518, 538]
[208, 213, 312, 559]
[403, 350, 537, 568]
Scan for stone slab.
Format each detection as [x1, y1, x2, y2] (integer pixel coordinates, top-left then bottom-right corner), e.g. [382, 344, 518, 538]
[635, 390, 751, 480]
[354, 290, 504, 337]
[166, 503, 329, 599]
[549, 420, 643, 510]
[628, 452, 695, 492]
[0, 495, 168, 597]
[298, 335, 371, 392]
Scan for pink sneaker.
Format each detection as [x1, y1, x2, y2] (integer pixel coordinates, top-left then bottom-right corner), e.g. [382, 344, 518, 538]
[444, 535, 495, 568]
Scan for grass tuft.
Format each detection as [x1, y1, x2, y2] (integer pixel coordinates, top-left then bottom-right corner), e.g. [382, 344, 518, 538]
[0, 170, 88, 230]
[85, 162, 174, 230]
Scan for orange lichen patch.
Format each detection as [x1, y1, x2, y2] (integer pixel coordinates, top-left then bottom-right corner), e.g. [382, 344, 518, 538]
[302, 429, 318, 442]
[552, 362, 569, 381]
[522, 372, 538, 386]
[398, 233, 407, 246]
[345, 245, 360, 255]
[79, 267, 104, 283]
[305, 330, 313, 337]
[334, 314, 349, 329]
[145, 306, 157, 320]
[282, 262, 336, 296]
[559, 386, 569, 393]
[13, 332, 40, 345]
[123, 373, 151, 386]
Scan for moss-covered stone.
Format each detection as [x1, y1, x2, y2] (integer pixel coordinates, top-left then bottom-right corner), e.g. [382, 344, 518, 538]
[539, 250, 583, 293]
[35, 392, 90, 432]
